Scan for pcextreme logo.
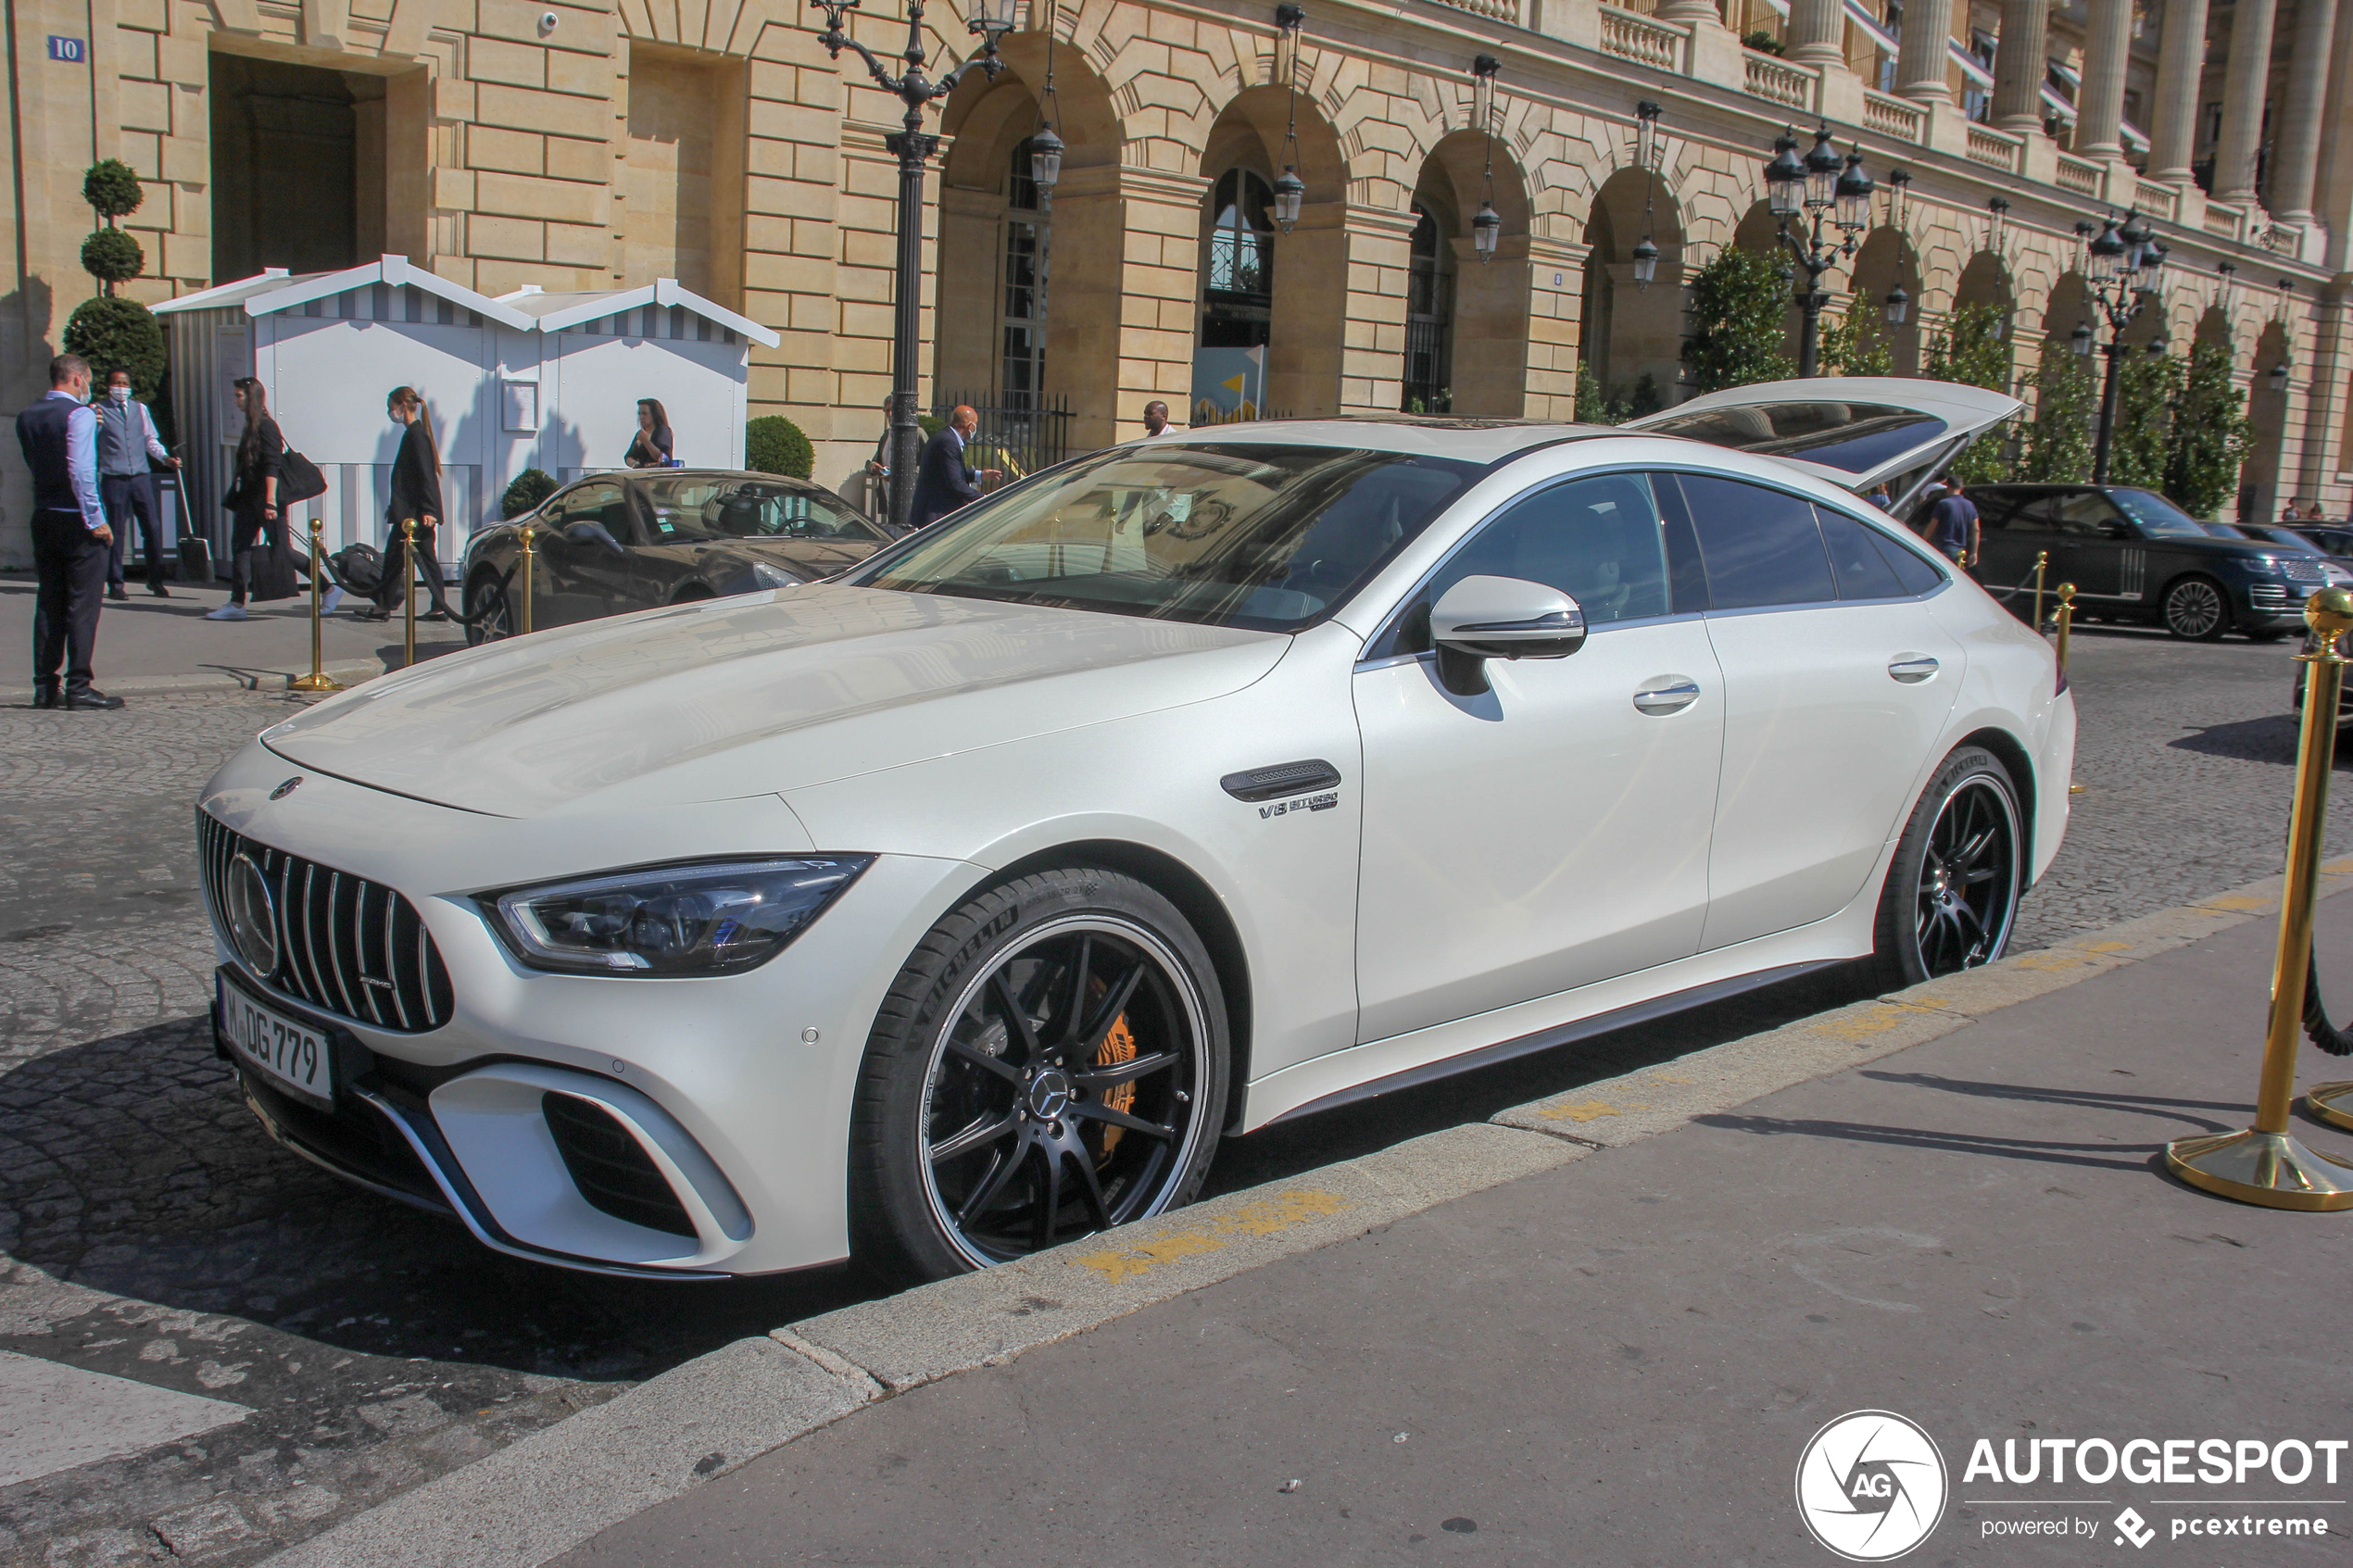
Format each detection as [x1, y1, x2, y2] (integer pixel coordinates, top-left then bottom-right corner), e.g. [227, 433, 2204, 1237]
[1795, 1411, 1951, 1562]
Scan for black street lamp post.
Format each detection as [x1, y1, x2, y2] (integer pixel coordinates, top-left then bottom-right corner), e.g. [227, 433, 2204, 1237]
[810, 0, 1017, 529]
[2075, 209, 2169, 484]
[1762, 124, 1877, 377]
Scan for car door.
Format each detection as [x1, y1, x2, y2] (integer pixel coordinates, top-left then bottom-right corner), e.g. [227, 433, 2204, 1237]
[1353, 470, 1725, 1043]
[1663, 471, 1967, 952]
[1960, 488, 2044, 607]
[2022, 489, 2132, 604]
[542, 479, 641, 624]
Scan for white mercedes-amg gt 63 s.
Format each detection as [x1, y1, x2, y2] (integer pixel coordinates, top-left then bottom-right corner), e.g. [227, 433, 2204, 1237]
[198, 379, 2071, 1282]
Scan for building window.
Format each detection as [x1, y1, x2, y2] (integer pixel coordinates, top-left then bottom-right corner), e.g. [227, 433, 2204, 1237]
[1202, 169, 1275, 348]
[1403, 201, 1454, 414]
[1000, 138, 1043, 411]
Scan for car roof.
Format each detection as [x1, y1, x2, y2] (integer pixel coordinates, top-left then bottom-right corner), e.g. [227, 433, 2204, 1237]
[1143, 418, 1603, 466]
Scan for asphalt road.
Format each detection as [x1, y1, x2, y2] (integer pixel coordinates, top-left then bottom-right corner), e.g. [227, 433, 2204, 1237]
[1, 621, 2346, 1564]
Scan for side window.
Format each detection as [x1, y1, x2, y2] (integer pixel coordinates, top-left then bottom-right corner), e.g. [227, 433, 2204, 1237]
[1674, 473, 1836, 610]
[1817, 508, 1946, 600]
[2050, 491, 2126, 538]
[559, 483, 631, 542]
[1368, 472, 1673, 659]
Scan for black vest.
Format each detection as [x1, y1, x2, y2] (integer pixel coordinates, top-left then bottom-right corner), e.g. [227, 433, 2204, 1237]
[15, 396, 82, 515]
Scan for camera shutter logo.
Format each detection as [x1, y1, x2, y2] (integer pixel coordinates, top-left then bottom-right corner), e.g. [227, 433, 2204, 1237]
[1794, 1411, 1948, 1561]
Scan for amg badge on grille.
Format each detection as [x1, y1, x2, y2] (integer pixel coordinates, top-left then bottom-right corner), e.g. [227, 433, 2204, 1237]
[270, 776, 303, 800]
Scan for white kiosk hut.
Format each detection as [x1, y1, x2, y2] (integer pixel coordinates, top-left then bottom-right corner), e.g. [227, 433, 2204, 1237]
[155, 256, 532, 574]
[492, 281, 778, 483]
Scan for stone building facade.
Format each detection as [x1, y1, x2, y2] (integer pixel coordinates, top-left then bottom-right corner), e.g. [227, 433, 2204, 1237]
[2, 0, 2350, 564]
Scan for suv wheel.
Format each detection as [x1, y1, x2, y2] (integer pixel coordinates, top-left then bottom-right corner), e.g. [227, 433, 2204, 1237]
[2160, 575, 2229, 641]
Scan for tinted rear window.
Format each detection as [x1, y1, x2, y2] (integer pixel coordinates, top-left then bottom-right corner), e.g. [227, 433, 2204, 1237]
[1641, 402, 1949, 475]
[1675, 473, 1836, 608]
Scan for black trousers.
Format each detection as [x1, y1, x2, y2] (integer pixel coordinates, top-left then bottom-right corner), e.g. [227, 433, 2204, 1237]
[227, 511, 282, 604]
[102, 472, 165, 585]
[31, 509, 107, 694]
[376, 520, 454, 615]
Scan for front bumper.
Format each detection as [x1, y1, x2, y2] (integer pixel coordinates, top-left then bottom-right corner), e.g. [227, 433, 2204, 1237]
[199, 741, 981, 1275]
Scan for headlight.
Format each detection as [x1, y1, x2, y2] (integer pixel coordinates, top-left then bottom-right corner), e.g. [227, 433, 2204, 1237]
[483, 857, 873, 976]
[2243, 555, 2282, 575]
[749, 560, 799, 590]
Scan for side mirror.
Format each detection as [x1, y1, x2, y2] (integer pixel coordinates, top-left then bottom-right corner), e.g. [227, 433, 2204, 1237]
[1428, 575, 1587, 696]
[564, 521, 626, 555]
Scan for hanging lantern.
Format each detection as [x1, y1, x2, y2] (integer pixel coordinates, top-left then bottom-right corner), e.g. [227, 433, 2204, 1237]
[1885, 168, 1911, 227]
[1764, 131, 1806, 218]
[1833, 149, 1873, 232]
[1029, 125, 1064, 193]
[2270, 358, 2293, 391]
[1272, 166, 1304, 232]
[1803, 124, 1842, 209]
[1987, 196, 2010, 251]
[1630, 233, 1658, 286]
[1473, 202, 1504, 259]
[2071, 321, 2095, 357]
[1882, 286, 1909, 326]
[1635, 101, 1662, 175]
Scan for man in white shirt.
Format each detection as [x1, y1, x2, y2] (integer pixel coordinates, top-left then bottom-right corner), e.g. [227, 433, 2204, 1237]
[94, 368, 181, 599]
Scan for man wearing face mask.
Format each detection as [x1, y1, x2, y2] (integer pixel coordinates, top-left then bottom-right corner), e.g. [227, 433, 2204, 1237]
[94, 369, 180, 599]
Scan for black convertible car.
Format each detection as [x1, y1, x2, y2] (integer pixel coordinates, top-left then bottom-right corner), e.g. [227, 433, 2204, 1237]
[461, 470, 894, 644]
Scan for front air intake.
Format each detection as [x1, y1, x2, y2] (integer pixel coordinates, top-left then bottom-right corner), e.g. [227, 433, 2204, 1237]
[540, 1092, 698, 1237]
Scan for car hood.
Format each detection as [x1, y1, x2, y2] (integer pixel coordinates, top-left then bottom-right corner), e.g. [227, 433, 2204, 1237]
[261, 585, 1288, 817]
[636, 536, 882, 582]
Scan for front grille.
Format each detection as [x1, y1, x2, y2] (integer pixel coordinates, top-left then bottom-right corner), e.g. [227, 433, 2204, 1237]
[2251, 583, 2289, 607]
[2282, 558, 2326, 583]
[200, 810, 455, 1033]
[540, 1092, 698, 1236]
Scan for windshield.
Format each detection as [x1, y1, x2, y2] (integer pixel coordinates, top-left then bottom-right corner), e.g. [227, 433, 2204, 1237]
[2108, 488, 2214, 539]
[1636, 402, 1948, 476]
[849, 444, 1483, 632]
[640, 477, 887, 544]
[2240, 525, 2317, 551]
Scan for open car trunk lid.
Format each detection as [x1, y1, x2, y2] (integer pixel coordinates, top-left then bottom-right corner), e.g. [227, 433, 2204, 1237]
[1623, 377, 2023, 515]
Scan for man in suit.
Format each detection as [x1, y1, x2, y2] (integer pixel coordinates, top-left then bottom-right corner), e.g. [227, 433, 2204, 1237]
[907, 405, 1000, 529]
[95, 368, 181, 599]
[18, 354, 123, 709]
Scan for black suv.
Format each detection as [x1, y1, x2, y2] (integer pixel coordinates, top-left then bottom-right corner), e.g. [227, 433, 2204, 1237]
[1962, 483, 2319, 641]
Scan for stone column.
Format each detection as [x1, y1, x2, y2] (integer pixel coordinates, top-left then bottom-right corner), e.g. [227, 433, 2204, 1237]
[2076, 0, 2134, 158]
[1896, 0, 1957, 103]
[1655, 0, 1725, 20]
[2270, 0, 2340, 222]
[2212, 0, 2281, 202]
[1990, 0, 2053, 132]
[1523, 238, 1590, 420]
[2147, 0, 2213, 182]
[1051, 165, 1209, 448]
[1786, 0, 1848, 66]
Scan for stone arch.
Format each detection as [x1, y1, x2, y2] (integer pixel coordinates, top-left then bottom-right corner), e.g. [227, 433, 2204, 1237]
[1732, 196, 1783, 255]
[1403, 129, 1534, 417]
[934, 37, 1127, 446]
[2193, 305, 2234, 357]
[1850, 228, 1924, 374]
[2244, 320, 2293, 522]
[1193, 83, 1352, 418]
[1580, 166, 1684, 414]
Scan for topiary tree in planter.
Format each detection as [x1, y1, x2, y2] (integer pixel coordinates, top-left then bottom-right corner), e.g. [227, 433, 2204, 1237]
[501, 468, 558, 520]
[62, 158, 167, 413]
[2106, 345, 2185, 492]
[2163, 338, 2250, 519]
[2020, 341, 2096, 483]
[1682, 245, 1794, 393]
[745, 414, 814, 478]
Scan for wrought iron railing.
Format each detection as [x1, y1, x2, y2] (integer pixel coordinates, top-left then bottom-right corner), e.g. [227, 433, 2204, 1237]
[930, 391, 1075, 483]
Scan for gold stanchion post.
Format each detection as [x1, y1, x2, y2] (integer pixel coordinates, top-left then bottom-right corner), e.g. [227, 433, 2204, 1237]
[400, 518, 418, 670]
[2165, 588, 2353, 1210]
[2306, 615, 2353, 1129]
[2057, 584, 2087, 797]
[516, 521, 535, 635]
[2032, 550, 2049, 631]
[290, 517, 343, 693]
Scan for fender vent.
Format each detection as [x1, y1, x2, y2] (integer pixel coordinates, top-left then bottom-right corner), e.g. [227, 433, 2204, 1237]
[540, 1092, 698, 1237]
[1220, 759, 1341, 803]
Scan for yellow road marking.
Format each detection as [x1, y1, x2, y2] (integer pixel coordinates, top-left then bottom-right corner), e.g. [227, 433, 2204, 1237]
[1069, 1189, 1350, 1284]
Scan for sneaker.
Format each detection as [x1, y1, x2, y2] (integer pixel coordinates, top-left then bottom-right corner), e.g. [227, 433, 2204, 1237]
[205, 603, 248, 621]
[322, 586, 345, 615]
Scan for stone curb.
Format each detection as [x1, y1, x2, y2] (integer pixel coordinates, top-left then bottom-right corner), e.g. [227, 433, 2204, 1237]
[258, 861, 2353, 1568]
[0, 659, 390, 704]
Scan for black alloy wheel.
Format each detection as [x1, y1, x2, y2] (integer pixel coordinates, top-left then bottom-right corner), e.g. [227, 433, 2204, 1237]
[463, 573, 513, 646]
[1874, 746, 2024, 986]
[852, 870, 1227, 1280]
[2161, 575, 2229, 641]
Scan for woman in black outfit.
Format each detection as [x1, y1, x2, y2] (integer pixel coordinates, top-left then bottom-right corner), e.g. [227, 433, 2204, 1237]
[365, 385, 454, 621]
[624, 398, 673, 468]
[206, 378, 284, 621]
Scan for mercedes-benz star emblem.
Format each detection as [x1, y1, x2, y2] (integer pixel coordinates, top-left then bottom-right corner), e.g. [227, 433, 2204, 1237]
[225, 852, 281, 978]
[270, 776, 303, 800]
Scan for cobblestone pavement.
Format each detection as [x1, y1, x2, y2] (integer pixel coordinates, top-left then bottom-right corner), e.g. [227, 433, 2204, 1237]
[1, 628, 2345, 1563]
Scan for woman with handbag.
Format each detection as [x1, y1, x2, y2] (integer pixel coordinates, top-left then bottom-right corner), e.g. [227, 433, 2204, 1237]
[207, 378, 299, 621]
[361, 386, 455, 621]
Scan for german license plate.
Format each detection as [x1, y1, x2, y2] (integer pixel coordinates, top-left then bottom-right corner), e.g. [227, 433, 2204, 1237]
[219, 972, 334, 1109]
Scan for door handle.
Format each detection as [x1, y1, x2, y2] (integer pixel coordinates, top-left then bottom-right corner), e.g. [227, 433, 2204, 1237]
[1632, 677, 1701, 715]
[1888, 654, 1941, 684]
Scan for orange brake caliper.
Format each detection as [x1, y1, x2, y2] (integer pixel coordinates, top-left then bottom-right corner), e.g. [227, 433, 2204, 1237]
[1095, 1014, 1139, 1160]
